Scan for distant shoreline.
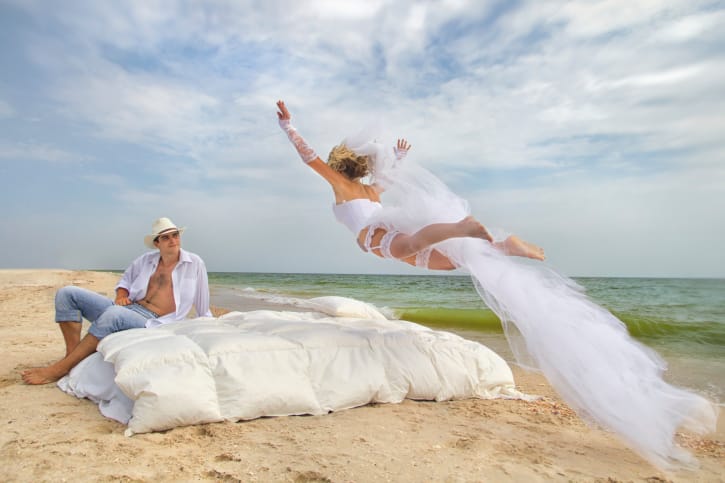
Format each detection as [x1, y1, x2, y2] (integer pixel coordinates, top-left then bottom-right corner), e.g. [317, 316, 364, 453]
[88, 268, 725, 280]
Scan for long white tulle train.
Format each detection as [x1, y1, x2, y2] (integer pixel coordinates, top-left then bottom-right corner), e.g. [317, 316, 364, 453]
[344, 131, 719, 469]
[445, 237, 718, 469]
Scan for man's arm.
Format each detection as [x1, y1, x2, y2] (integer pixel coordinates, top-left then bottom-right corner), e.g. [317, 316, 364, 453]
[116, 255, 145, 304]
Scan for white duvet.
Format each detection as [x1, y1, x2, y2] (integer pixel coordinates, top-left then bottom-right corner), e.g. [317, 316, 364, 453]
[58, 297, 525, 436]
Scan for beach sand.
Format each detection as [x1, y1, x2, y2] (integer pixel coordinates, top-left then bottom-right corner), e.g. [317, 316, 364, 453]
[1, 269, 722, 482]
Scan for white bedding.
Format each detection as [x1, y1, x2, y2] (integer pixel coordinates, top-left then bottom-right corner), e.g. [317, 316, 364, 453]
[59, 299, 525, 436]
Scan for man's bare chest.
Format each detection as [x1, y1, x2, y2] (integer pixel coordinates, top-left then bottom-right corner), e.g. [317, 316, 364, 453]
[148, 265, 176, 291]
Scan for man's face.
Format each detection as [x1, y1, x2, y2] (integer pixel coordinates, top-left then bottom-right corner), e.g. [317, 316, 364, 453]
[154, 231, 181, 254]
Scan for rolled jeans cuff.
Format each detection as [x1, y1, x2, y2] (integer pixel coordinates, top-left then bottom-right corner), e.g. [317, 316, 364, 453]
[56, 309, 83, 323]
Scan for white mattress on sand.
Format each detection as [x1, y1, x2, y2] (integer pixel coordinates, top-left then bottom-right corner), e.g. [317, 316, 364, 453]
[58, 297, 526, 436]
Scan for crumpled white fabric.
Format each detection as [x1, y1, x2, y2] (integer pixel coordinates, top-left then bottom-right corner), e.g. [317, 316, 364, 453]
[57, 352, 134, 424]
[59, 304, 526, 436]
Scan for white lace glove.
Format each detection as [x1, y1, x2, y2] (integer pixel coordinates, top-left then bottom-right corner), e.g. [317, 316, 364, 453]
[279, 119, 318, 164]
[393, 145, 409, 160]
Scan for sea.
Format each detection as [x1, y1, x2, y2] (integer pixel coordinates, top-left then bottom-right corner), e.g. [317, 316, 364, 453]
[208, 273, 725, 405]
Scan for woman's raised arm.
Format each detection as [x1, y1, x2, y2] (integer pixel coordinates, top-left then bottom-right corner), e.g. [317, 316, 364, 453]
[276, 100, 348, 188]
[276, 100, 320, 164]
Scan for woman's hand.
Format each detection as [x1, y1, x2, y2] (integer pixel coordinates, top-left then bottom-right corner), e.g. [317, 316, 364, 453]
[276, 100, 291, 121]
[396, 139, 411, 152]
[394, 138, 411, 160]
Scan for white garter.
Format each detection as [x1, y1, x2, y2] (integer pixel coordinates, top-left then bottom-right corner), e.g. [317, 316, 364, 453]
[414, 247, 433, 268]
[362, 224, 400, 259]
[362, 224, 379, 252]
[379, 230, 400, 259]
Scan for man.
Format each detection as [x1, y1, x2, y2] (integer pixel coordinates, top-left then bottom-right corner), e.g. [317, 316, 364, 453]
[22, 217, 212, 384]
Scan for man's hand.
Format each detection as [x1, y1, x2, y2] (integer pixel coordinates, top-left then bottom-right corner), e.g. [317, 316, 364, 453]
[115, 289, 131, 306]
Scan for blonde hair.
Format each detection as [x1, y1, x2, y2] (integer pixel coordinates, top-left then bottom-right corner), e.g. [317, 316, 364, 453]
[327, 144, 371, 180]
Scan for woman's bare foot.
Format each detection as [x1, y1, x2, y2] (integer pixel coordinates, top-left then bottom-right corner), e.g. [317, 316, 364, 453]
[21, 365, 65, 385]
[498, 235, 545, 260]
[459, 216, 493, 242]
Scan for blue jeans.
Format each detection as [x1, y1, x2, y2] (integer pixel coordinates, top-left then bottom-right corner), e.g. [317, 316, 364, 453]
[55, 286, 158, 340]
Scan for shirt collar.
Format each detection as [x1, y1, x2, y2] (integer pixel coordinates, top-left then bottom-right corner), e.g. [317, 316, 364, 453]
[178, 248, 191, 264]
[148, 248, 189, 265]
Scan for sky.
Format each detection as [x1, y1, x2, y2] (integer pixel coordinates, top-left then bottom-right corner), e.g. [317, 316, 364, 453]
[1, 0, 723, 277]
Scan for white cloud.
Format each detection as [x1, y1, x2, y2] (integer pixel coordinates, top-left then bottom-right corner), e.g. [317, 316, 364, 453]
[0, 141, 91, 163]
[49, 62, 227, 155]
[652, 9, 725, 42]
[607, 64, 703, 88]
[556, 0, 691, 38]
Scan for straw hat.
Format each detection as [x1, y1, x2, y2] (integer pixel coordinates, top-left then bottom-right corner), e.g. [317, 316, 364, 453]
[144, 217, 186, 248]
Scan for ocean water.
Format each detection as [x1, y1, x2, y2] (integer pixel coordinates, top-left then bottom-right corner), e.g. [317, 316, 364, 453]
[209, 272, 725, 403]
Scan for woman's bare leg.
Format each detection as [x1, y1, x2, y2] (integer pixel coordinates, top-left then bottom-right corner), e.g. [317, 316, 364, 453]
[389, 216, 492, 260]
[359, 218, 543, 266]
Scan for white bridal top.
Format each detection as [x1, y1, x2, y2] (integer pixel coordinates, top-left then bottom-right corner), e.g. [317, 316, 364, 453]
[332, 198, 382, 234]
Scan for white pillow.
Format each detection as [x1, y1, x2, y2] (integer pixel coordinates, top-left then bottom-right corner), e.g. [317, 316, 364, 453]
[102, 330, 222, 436]
[305, 296, 387, 320]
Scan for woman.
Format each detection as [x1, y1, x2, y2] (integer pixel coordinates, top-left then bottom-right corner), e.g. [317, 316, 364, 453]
[276, 100, 544, 270]
[277, 101, 718, 468]
[275, 99, 717, 470]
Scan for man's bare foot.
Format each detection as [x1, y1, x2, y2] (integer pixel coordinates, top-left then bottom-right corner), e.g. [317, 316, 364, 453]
[498, 235, 545, 260]
[21, 365, 65, 385]
[459, 216, 494, 242]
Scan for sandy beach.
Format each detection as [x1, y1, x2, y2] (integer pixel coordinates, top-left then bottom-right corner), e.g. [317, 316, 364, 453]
[1, 269, 722, 482]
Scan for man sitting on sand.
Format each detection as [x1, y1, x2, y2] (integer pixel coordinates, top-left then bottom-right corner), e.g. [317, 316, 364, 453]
[22, 217, 212, 385]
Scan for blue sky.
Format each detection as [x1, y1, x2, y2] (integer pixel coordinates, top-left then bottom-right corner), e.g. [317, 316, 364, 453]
[1, 0, 723, 277]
